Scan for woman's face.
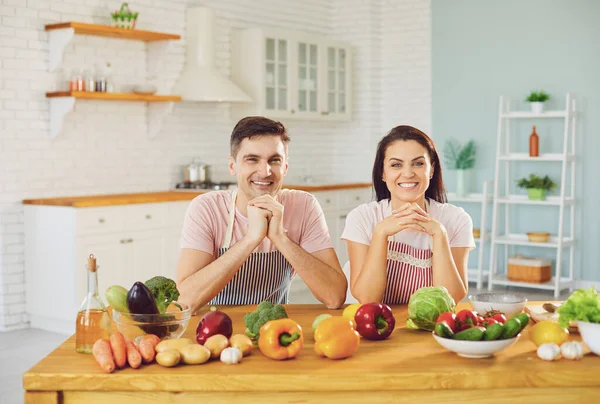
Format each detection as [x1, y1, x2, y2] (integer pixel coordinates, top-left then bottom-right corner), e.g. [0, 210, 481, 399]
[381, 140, 434, 203]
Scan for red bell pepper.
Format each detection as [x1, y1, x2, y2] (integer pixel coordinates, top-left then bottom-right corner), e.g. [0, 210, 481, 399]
[354, 303, 395, 340]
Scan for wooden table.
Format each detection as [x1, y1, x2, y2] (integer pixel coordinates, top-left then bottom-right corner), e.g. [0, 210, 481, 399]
[23, 303, 600, 404]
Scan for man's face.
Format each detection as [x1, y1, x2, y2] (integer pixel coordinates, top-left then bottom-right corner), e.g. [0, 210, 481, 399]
[228, 135, 288, 200]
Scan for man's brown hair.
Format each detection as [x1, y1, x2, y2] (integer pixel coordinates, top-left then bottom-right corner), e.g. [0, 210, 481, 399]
[230, 116, 290, 158]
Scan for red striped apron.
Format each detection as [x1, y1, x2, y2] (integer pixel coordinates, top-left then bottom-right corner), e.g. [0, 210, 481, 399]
[381, 200, 433, 304]
[209, 191, 294, 306]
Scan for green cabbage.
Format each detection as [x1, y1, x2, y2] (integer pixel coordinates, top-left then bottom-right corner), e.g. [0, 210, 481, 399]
[406, 286, 456, 331]
[557, 287, 600, 328]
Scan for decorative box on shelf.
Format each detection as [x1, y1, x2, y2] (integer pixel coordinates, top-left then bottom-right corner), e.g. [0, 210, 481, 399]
[507, 255, 552, 283]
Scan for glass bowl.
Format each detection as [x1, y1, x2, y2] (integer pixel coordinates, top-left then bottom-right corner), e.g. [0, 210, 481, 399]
[433, 332, 521, 358]
[111, 303, 191, 342]
[468, 292, 527, 319]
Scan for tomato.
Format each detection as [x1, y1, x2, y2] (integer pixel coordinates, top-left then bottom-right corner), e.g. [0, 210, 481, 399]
[436, 312, 457, 332]
[456, 309, 479, 330]
[484, 310, 507, 325]
[476, 315, 485, 326]
[482, 317, 498, 328]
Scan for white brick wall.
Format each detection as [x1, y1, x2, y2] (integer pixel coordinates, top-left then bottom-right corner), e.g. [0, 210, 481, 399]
[0, 0, 431, 330]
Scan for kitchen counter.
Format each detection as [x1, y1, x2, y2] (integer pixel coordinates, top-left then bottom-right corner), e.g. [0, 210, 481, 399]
[22, 183, 371, 208]
[23, 302, 600, 403]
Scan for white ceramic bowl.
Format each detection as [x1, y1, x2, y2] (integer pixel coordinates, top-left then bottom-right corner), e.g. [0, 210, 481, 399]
[432, 332, 521, 358]
[468, 292, 527, 318]
[577, 321, 600, 355]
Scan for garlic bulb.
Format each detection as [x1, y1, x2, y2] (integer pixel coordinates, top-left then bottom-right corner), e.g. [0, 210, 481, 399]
[220, 347, 243, 365]
[560, 341, 584, 360]
[537, 343, 560, 361]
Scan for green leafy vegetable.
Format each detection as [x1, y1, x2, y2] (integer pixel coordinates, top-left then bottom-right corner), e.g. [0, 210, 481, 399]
[557, 287, 600, 328]
[406, 286, 456, 331]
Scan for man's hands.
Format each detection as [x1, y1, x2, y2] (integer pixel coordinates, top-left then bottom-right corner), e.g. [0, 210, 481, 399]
[247, 194, 287, 243]
[246, 204, 271, 244]
[374, 202, 446, 238]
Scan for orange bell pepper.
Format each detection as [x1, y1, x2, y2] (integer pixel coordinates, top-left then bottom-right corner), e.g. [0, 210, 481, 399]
[258, 318, 304, 360]
[314, 316, 360, 359]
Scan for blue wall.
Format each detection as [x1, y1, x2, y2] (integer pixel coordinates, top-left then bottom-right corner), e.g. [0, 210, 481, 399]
[432, 0, 599, 282]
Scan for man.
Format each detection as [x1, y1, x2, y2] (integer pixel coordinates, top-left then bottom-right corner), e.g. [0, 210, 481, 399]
[176, 116, 347, 313]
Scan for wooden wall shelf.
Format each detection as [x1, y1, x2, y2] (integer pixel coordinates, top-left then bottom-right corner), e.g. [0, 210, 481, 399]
[44, 22, 180, 41]
[46, 91, 182, 102]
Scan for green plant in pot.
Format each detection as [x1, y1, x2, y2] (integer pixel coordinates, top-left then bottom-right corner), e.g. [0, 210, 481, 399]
[516, 174, 557, 200]
[443, 139, 476, 197]
[526, 90, 550, 114]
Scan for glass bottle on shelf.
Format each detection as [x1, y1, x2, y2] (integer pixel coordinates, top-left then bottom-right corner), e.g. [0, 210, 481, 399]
[529, 125, 539, 157]
[75, 254, 109, 354]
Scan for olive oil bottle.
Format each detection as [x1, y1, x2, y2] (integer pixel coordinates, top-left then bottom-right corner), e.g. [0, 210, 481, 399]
[75, 254, 109, 353]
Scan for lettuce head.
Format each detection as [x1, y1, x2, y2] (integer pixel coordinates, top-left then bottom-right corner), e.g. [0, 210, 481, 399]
[557, 287, 600, 328]
[406, 286, 456, 331]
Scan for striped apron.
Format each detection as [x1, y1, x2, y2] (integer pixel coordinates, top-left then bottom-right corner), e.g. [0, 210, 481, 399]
[208, 191, 294, 306]
[381, 200, 433, 304]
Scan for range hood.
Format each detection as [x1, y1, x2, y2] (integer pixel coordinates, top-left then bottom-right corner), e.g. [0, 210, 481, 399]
[173, 7, 252, 103]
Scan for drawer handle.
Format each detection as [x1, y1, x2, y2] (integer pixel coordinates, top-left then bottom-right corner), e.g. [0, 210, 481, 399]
[355, 196, 360, 200]
[127, 238, 133, 243]
[98, 218, 105, 223]
[340, 215, 347, 219]
[145, 214, 152, 219]
[326, 199, 331, 203]
[120, 238, 134, 244]
[120, 239, 127, 244]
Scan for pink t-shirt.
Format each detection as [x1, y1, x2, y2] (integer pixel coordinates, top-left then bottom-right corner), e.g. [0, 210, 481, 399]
[180, 189, 333, 255]
[341, 198, 476, 249]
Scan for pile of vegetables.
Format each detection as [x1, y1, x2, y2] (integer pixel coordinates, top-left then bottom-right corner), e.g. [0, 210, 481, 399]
[406, 286, 456, 331]
[434, 309, 529, 341]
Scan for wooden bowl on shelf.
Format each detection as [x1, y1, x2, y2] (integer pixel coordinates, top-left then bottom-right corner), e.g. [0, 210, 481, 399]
[473, 228, 481, 239]
[526, 232, 550, 242]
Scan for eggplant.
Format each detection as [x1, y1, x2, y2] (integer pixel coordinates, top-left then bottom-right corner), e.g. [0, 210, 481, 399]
[127, 282, 159, 315]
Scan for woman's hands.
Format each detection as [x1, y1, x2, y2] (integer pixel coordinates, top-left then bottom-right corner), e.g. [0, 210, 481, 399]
[375, 202, 446, 238]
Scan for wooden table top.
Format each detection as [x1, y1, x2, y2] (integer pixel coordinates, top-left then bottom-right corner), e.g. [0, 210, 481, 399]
[22, 183, 372, 207]
[23, 302, 600, 394]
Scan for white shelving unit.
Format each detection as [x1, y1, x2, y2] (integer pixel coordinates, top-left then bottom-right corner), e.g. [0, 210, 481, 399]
[447, 180, 493, 289]
[488, 93, 577, 298]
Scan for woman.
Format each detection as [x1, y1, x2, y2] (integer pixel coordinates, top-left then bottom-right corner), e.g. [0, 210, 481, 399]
[341, 125, 475, 304]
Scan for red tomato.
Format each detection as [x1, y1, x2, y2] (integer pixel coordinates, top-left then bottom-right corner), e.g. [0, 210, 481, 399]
[476, 315, 485, 325]
[456, 309, 478, 330]
[436, 312, 457, 332]
[484, 310, 507, 324]
[482, 317, 498, 327]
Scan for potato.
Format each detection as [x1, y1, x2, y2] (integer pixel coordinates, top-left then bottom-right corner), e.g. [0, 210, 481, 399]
[204, 334, 229, 359]
[155, 338, 193, 353]
[180, 344, 211, 365]
[155, 349, 181, 367]
[229, 334, 253, 357]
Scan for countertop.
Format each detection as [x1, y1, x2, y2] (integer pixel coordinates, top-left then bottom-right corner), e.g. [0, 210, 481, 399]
[22, 183, 372, 208]
[23, 303, 600, 404]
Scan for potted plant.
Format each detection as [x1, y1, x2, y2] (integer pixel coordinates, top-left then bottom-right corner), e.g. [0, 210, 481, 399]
[111, 2, 138, 29]
[526, 90, 550, 114]
[516, 174, 557, 200]
[443, 139, 476, 197]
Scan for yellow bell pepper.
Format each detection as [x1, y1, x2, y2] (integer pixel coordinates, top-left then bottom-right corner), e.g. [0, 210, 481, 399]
[258, 318, 304, 360]
[342, 303, 362, 328]
[314, 316, 360, 360]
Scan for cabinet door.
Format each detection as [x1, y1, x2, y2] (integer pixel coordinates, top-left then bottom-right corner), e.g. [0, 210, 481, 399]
[130, 231, 168, 283]
[294, 40, 320, 117]
[264, 37, 291, 114]
[324, 45, 352, 120]
[77, 234, 129, 306]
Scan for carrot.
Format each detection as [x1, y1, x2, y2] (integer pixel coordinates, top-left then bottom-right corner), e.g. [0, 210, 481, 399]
[125, 340, 142, 369]
[138, 334, 161, 364]
[92, 339, 115, 373]
[109, 331, 127, 369]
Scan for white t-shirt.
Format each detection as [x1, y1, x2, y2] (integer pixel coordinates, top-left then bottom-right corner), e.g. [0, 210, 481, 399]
[341, 198, 476, 250]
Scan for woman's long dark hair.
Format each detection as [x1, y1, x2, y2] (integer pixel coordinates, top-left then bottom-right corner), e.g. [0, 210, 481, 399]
[372, 125, 447, 203]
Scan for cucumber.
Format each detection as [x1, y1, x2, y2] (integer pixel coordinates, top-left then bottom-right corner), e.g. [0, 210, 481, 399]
[483, 322, 504, 341]
[435, 322, 455, 339]
[514, 313, 530, 332]
[105, 285, 129, 313]
[501, 318, 522, 339]
[454, 326, 485, 341]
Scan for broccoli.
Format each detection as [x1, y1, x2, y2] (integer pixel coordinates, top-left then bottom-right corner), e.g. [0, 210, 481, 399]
[144, 276, 180, 314]
[244, 301, 288, 342]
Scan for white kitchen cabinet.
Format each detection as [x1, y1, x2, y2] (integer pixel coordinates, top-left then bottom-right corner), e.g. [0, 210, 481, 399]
[231, 27, 352, 121]
[25, 202, 190, 335]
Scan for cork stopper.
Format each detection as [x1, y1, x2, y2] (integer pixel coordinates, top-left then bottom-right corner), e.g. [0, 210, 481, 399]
[87, 254, 97, 273]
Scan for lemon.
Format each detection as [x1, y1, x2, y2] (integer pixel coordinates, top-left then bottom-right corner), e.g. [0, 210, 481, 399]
[529, 320, 569, 347]
[343, 304, 362, 328]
